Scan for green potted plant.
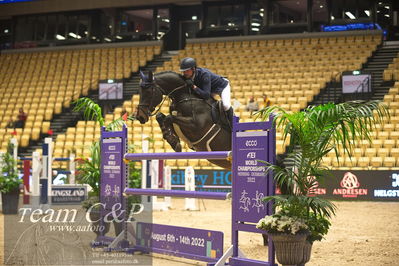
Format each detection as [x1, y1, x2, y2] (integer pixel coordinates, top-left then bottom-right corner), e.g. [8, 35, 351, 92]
[73, 97, 140, 237]
[256, 100, 389, 265]
[0, 142, 22, 214]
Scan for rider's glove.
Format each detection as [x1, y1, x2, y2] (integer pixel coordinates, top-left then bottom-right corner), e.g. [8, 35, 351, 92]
[185, 79, 194, 89]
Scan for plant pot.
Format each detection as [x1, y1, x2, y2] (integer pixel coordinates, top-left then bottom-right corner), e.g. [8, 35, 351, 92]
[298, 241, 313, 266]
[1, 188, 20, 214]
[269, 233, 308, 266]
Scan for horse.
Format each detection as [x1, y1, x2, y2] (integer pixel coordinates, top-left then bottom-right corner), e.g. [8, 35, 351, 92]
[136, 71, 232, 169]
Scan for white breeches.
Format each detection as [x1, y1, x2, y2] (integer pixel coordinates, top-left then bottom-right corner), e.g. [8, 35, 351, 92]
[220, 79, 231, 111]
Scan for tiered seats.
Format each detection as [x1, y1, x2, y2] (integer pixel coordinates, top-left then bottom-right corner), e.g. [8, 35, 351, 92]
[19, 35, 386, 170]
[324, 81, 399, 169]
[0, 44, 161, 152]
[383, 52, 399, 81]
[156, 35, 379, 158]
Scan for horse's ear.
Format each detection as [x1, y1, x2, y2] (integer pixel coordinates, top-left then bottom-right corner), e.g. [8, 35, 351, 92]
[148, 71, 154, 82]
[139, 71, 146, 81]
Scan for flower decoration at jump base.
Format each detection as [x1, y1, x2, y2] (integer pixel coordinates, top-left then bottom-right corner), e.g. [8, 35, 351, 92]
[256, 211, 309, 235]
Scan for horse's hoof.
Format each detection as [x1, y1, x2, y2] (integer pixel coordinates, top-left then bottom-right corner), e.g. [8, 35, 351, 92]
[174, 143, 182, 152]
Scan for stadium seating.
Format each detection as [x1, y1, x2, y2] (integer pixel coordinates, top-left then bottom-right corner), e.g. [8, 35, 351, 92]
[5, 34, 398, 170]
[0, 44, 161, 156]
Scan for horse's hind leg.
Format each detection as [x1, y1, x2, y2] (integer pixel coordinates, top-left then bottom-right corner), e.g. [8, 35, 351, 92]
[156, 113, 182, 152]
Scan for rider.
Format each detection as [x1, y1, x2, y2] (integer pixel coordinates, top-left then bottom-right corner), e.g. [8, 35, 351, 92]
[179, 57, 234, 124]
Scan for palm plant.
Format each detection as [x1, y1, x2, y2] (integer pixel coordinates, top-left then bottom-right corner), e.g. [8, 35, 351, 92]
[73, 97, 139, 210]
[256, 100, 389, 243]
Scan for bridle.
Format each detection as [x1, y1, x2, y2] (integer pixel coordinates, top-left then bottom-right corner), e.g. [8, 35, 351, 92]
[138, 80, 187, 117]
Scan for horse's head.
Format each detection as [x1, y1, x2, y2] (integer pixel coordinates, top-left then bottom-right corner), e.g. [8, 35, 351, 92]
[136, 71, 164, 124]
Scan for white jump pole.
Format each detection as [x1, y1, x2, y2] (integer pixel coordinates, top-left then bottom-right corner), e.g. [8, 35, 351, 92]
[31, 151, 41, 207]
[69, 154, 76, 184]
[163, 166, 172, 208]
[184, 166, 198, 211]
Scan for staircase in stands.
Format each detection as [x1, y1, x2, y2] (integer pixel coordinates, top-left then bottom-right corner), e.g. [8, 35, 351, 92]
[309, 42, 399, 106]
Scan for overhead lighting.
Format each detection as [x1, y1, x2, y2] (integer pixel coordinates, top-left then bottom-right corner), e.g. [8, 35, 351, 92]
[162, 18, 170, 23]
[210, 24, 215, 27]
[251, 28, 260, 32]
[68, 32, 82, 39]
[56, 34, 65, 40]
[116, 35, 122, 39]
[251, 22, 261, 27]
[260, 13, 264, 17]
[91, 36, 96, 40]
[84, 31, 88, 34]
[107, 79, 114, 83]
[365, 10, 370, 16]
[345, 12, 356, 19]
[385, 14, 390, 17]
[384, 5, 390, 9]
[4, 29, 9, 33]
[290, 20, 294, 23]
[104, 37, 112, 42]
[320, 5, 323, 8]
[109, 25, 112, 29]
[260, 8, 264, 12]
[228, 22, 235, 26]
[157, 15, 160, 18]
[192, 16, 197, 20]
[331, 16, 335, 20]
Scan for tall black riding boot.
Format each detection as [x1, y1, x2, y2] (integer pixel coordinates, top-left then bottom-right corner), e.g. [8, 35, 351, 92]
[225, 107, 234, 127]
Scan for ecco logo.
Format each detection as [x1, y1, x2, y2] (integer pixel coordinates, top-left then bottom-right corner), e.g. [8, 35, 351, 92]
[245, 140, 257, 147]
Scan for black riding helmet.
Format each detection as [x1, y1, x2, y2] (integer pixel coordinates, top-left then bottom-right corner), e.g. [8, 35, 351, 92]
[179, 57, 197, 71]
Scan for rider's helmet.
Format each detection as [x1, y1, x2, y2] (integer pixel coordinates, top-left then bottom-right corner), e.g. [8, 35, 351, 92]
[179, 57, 197, 71]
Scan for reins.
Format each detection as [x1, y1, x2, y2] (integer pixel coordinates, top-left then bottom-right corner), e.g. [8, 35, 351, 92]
[143, 82, 187, 117]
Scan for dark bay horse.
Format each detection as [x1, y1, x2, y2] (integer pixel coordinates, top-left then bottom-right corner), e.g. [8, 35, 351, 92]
[136, 71, 232, 169]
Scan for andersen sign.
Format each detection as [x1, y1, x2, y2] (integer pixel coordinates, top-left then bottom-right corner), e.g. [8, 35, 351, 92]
[171, 169, 399, 201]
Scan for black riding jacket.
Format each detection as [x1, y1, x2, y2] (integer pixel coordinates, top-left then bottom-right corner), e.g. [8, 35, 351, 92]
[191, 67, 228, 100]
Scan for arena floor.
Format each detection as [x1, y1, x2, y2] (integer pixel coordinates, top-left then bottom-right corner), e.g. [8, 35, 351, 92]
[1, 199, 398, 266]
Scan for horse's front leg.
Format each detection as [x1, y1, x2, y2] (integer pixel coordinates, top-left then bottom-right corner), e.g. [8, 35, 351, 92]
[156, 113, 182, 152]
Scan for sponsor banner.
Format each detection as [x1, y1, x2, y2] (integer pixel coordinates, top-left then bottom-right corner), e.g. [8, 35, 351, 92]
[51, 185, 87, 204]
[325, 170, 399, 201]
[171, 169, 399, 201]
[136, 222, 223, 261]
[171, 169, 232, 193]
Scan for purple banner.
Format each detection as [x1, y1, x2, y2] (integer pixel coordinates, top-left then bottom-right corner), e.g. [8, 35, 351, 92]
[136, 222, 223, 262]
[234, 131, 269, 224]
[101, 138, 123, 214]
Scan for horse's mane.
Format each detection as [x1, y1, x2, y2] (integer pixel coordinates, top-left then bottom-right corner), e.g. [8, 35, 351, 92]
[154, 71, 186, 86]
[155, 71, 184, 79]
